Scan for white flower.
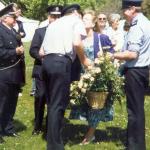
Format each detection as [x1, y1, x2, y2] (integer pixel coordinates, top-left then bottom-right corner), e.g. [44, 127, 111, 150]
[83, 73, 91, 79]
[70, 99, 76, 105]
[83, 83, 88, 88]
[95, 68, 101, 73]
[78, 81, 83, 89]
[81, 88, 86, 93]
[94, 58, 100, 65]
[91, 77, 95, 81]
[113, 60, 120, 68]
[99, 57, 105, 62]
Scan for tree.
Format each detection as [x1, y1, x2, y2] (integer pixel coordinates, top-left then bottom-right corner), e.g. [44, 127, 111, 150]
[142, 0, 150, 19]
[21, 0, 49, 21]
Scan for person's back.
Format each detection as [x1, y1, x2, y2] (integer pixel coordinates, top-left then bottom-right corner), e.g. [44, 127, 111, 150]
[41, 4, 91, 150]
[43, 14, 86, 59]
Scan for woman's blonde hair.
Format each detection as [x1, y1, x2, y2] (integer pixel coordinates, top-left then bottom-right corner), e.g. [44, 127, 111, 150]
[83, 9, 97, 24]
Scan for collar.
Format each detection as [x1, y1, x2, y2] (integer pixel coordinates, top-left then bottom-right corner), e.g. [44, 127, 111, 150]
[131, 13, 142, 27]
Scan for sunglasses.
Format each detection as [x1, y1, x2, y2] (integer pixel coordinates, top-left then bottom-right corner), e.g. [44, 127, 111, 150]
[98, 18, 106, 21]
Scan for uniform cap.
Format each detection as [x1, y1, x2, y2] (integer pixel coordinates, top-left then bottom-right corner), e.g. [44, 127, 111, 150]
[122, 0, 143, 9]
[47, 5, 63, 15]
[61, 4, 80, 16]
[0, 3, 17, 17]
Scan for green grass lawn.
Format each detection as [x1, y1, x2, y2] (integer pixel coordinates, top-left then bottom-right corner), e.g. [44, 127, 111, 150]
[0, 42, 150, 150]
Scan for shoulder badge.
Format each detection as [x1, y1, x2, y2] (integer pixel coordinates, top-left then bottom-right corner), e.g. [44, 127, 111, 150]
[131, 20, 138, 27]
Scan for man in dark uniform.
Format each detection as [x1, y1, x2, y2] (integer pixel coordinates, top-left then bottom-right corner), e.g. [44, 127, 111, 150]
[0, 4, 25, 143]
[112, 0, 150, 149]
[29, 5, 63, 135]
[40, 4, 91, 150]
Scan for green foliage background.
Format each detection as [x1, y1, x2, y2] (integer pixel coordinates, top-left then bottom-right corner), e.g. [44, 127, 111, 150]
[3, 0, 150, 21]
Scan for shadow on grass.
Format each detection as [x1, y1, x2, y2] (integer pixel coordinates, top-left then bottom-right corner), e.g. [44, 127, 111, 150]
[14, 119, 27, 133]
[41, 117, 126, 148]
[62, 121, 126, 148]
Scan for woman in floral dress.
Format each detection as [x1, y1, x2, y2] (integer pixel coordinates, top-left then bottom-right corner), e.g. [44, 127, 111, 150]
[69, 10, 114, 144]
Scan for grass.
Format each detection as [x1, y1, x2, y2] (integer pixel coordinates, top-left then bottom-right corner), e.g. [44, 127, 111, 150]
[0, 42, 150, 150]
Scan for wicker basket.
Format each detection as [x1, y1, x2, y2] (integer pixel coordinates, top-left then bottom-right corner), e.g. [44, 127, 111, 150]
[87, 91, 108, 109]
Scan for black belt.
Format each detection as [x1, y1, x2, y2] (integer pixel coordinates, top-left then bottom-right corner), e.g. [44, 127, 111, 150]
[47, 53, 72, 62]
[126, 66, 149, 69]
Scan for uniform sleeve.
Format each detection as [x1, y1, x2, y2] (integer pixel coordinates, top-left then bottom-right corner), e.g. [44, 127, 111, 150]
[19, 21, 26, 38]
[127, 26, 143, 52]
[72, 19, 86, 46]
[73, 19, 87, 37]
[29, 29, 42, 61]
[0, 34, 17, 61]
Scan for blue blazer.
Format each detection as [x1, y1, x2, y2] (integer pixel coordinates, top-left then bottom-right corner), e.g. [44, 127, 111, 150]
[93, 32, 114, 58]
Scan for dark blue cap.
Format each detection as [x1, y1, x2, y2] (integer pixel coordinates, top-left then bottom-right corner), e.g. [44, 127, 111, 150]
[0, 3, 17, 17]
[61, 4, 80, 16]
[46, 5, 63, 15]
[122, 0, 143, 9]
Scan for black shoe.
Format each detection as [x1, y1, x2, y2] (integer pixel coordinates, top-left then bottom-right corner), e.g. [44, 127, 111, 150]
[5, 132, 19, 137]
[0, 136, 5, 144]
[32, 129, 42, 135]
[30, 90, 35, 96]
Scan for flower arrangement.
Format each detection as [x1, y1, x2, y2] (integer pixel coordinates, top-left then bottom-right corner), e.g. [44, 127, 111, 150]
[70, 52, 124, 107]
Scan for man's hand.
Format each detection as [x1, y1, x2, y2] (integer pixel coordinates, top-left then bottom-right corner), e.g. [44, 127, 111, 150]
[83, 58, 93, 68]
[39, 47, 45, 58]
[16, 45, 24, 55]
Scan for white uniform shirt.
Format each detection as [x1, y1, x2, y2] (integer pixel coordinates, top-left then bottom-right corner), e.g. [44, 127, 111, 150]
[42, 14, 86, 61]
[122, 13, 150, 67]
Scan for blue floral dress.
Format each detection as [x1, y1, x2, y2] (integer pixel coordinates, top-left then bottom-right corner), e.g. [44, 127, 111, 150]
[69, 35, 114, 128]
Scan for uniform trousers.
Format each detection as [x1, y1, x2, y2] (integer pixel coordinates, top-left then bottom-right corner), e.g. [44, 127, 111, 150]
[125, 67, 149, 150]
[42, 54, 72, 150]
[70, 56, 81, 82]
[0, 82, 20, 135]
[34, 77, 46, 130]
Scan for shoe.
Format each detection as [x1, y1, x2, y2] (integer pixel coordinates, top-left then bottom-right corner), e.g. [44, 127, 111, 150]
[5, 132, 19, 137]
[0, 136, 5, 144]
[80, 136, 95, 145]
[32, 129, 42, 135]
[30, 90, 35, 96]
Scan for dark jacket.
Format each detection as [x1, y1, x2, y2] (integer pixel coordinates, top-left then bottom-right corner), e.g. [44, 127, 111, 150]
[29, 27, 47, 78]
[94, 32, 114, 58]
[0, 23, 25, 85]
[16, 20, 26, 38]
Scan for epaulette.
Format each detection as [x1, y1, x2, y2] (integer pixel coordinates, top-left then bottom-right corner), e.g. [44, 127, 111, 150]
[131, 20, 138, 27]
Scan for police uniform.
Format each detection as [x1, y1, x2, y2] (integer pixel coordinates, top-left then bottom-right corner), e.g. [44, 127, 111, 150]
[30, 27, 47, 134]
[29, 5, 63, 134]
[0, 4, 25, 138]
[42, 4, 86, 150]
[122, 1, 150, 149]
